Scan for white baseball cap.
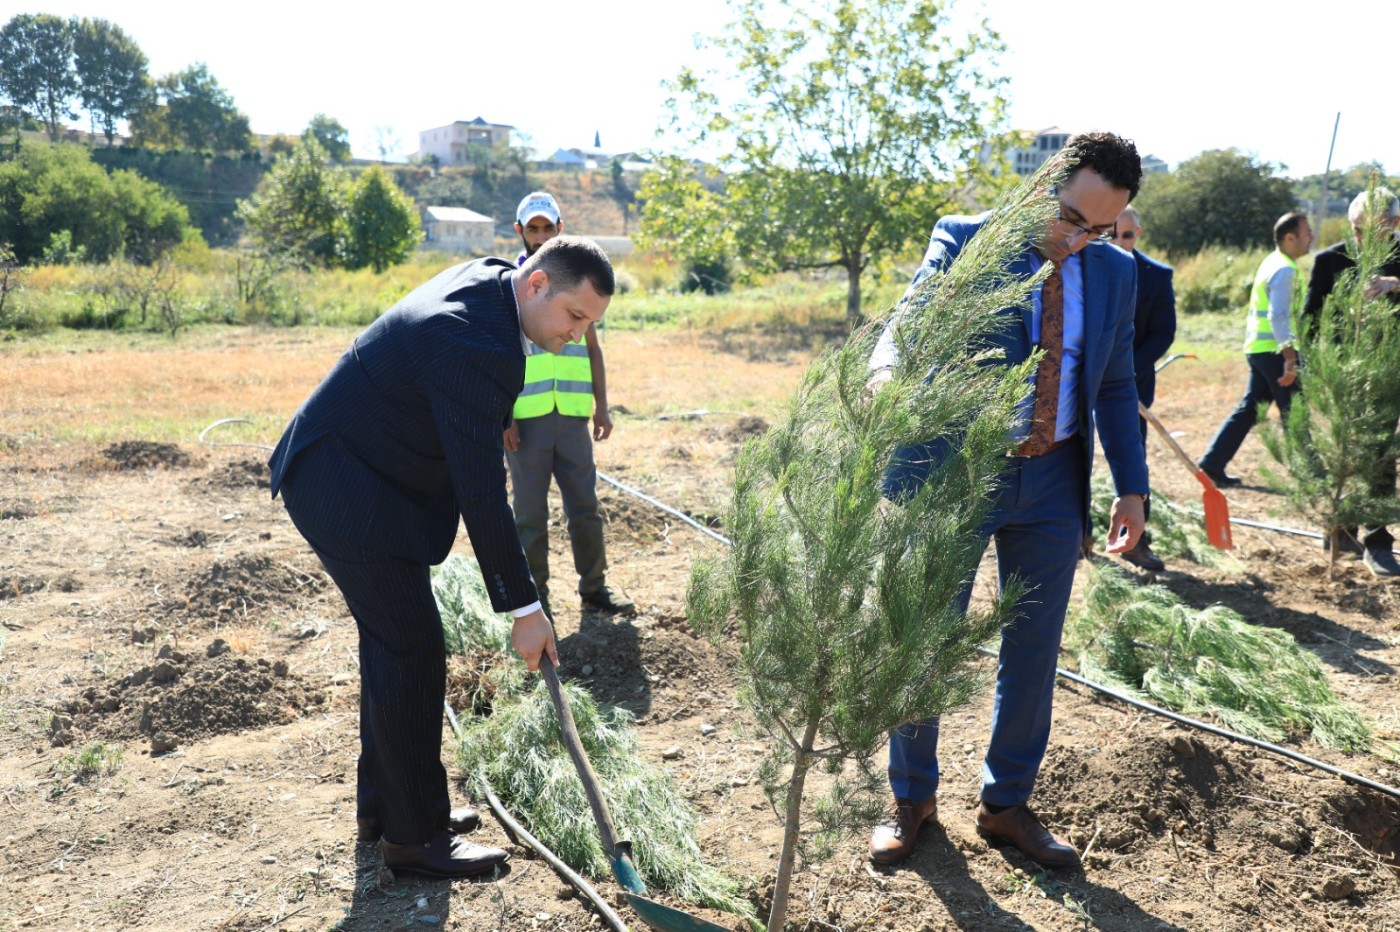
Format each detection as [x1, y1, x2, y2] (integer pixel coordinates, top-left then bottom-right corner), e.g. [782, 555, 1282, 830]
[516, 192, 560, 225]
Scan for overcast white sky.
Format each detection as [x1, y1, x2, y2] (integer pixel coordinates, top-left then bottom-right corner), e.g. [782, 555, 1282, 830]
[12, 0, 1393, 177]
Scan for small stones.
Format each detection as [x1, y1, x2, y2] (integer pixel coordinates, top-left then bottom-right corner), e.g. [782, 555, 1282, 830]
[662, 747, 683, 760]
[700, 723, 717, 737]
[1320, 874, 1356, 900]
[581, 664, 594, 676]
[150, 732, 179, 753]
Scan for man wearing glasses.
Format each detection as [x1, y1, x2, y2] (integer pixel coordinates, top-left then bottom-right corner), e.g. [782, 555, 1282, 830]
[1110, 206, 1177, 573]
[867, 132, 1147, 869]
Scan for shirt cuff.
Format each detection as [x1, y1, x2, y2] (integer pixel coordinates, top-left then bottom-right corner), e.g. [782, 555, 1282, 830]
[511, 601, 543, 618]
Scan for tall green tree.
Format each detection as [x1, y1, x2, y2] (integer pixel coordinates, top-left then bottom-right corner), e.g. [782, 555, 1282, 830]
[72, 17, 149, 146]
[303, 113, 351, 163]
[642, 0, 1007, 326]
[158, 63, 251, 153]
[687, 172, 1055, 932]
[343, 165, 420, 273]
[0, 13, 78, 142]
[236, 136, 346, 267]
[1133, 148, 1298, 257]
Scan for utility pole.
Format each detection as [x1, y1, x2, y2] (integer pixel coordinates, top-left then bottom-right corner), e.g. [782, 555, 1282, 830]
[1318, 112, 1341, 240]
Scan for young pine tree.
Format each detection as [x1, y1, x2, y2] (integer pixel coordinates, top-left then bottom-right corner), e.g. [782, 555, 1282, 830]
[1261, 182, 1400, 573]
[687, 171, 1062, 932]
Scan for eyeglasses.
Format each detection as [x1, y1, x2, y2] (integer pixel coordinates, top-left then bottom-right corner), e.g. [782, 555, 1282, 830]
[1052, 186, 1117, 242]
[1116, 231, 1137, 240]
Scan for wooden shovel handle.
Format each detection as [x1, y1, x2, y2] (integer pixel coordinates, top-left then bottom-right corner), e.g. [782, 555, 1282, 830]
[1138, 402, 1203, 477]
[539, 655, 623, 859]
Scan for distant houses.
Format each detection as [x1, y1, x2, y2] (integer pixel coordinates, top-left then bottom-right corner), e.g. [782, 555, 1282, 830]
[415, 117, 515, 166]
[979, 126, 1171, 176]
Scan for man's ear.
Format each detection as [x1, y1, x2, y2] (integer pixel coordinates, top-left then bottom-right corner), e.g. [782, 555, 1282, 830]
[526, 268, 550, 298]
[514, 222, 524, 237]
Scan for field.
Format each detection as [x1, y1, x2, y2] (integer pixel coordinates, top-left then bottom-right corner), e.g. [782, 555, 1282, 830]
[1, 312, 1398, 931]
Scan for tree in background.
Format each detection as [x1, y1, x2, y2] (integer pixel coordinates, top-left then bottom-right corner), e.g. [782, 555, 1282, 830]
[0, 142, 192, 265]
[342, 165, 420, 273]
[642, 0, 1007, 326]
[303, 113, 351, 163]
[72, 18, 149, 146]
[237, 137, 345, 267]
[0, 13, 79, 142]
[1133, 149, 1298, 257]
[136, 63, 251, 154]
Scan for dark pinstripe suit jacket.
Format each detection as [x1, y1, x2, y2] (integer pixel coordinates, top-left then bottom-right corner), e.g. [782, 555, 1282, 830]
[268, 257, 537, 612]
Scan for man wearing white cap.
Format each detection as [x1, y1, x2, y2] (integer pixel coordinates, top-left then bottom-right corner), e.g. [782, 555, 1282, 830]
[504, 192, 635, 616]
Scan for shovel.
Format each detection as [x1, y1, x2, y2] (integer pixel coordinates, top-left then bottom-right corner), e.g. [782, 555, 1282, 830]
[539, 655, 730, 932]
[1139, 402, 1233, 550]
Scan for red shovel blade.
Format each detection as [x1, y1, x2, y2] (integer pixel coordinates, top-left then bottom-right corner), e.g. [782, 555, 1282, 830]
[1193, 470, 1234, 550]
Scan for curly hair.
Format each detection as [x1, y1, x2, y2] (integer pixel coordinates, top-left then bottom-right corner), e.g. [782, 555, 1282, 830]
[1061, 132, 1143, 200]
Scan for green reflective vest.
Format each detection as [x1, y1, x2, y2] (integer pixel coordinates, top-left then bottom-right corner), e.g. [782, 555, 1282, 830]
[1243, 250, 1299, 354]
[513, 340, 594, 419]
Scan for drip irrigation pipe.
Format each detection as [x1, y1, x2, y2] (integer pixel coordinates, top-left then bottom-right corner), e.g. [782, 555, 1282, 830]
[443, 703, 629, 932]
[597, 471, 733, 546]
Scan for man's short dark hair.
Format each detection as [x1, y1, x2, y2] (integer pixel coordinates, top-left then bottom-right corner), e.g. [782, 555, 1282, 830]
[1061, 132, 1143, 200]
[521, 234, 615, 298]
[1274, 211, 1309, 246]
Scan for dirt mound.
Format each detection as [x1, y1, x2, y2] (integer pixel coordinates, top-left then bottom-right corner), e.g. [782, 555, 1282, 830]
[2, 572, 78, 600]
[63, 642, 327, 750]
[599, 491, 674, 542]
[99, 440, 193, 470]
[187, 457, 272, 493]
[170, 553, 325, 622]
[0, 499, 35, 520]
[725, 415, 770, 441]
[558, 613, 737, 711]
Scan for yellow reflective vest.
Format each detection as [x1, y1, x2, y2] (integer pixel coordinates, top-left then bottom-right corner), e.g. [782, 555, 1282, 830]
[513, 340, 594, 419]
[1243, 250, 1298, 354]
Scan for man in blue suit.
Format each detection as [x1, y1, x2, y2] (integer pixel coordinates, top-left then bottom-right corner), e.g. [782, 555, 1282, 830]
[1112, 206, 1176, 572]
[867, 132, 1148, 869]
[269, 236, 613, 878]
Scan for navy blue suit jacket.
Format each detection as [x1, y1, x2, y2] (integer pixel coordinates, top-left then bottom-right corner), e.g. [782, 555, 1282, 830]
[1129, 248, 1176, 408]
[883, 212, 1149, 510]
[269, 257, 537, 612]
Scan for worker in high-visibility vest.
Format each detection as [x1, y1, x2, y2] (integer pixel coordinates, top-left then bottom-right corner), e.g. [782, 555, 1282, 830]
[503, 192, 635, 617]
[1197, 211, 1313, 489]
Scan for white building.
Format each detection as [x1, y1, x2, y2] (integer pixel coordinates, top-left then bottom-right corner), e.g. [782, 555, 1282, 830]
[416, 118, 514, 165]
[980, 126, 1170, 176]
[420, 206, 495, 254]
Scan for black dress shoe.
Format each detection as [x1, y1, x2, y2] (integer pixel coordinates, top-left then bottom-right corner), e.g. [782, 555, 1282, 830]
[975, 803, 1080, 868]
[358, 806, 481, 841]
[1198, 464, 1242, 488]
[581, 584, 636, 616]
[1324, 528, 1365, 556]
[1364, 548, 1400, 578]
[1121, 539, 1165, 573]
[381, 829, 509, 878]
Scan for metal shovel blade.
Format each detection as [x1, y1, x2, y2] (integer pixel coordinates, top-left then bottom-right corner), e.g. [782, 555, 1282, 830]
[609, 845, 731, 932]
[1193, 470, 1234, 550]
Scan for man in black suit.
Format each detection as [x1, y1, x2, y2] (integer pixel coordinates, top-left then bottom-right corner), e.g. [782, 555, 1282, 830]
[1112, 206, 1176, 572]
[1302, 188, 1400, 577]
[269, 236, 614, 877]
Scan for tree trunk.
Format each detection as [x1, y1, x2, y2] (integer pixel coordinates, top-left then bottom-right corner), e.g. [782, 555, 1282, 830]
[845, 255, 863, 330]
[767, 716, 821, 932]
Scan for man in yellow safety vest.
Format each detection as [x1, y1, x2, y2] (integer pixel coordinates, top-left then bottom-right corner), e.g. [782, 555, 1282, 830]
[504, 192, 635, 617]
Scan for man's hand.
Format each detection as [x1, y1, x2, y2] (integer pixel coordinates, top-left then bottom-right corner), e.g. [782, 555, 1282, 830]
[511, 609, 557, 671]
[593, 408, 613, 441]
[1105, 494, 1146, 554]
[1364, 275, 1400, 300]
[503, 421, 520, 452]
[1278, 348, 1298, 388]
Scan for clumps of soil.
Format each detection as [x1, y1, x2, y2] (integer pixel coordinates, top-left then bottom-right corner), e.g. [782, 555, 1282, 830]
[725, 416, 769, 441]
[598, 492, 673, 543]
[558, 613, 736, 711]
[99, 440, 193, 470]
[64, 642, 327, 750]
[172, 553, 325, 622]
[0, 499, 36, 520]
[187, 457, 271, 494]
[1, 572, 78, 600]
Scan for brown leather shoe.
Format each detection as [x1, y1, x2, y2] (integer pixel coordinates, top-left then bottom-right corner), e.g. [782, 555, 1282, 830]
[869, 796, 938, 864]
[1121, 539, 1165, 573]
[381, 829, 509, 878]
[357, 806, 482, 841]
[975, 802, 1080, 868]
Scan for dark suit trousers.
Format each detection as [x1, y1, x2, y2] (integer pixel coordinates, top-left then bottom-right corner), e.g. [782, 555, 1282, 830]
[280, 462, 451, 845]
[888, 440, 1086, 806]
[1199, 352, 1298, 474]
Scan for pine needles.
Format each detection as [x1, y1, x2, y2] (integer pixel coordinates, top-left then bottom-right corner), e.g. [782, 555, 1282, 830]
[1088, 472, 1239, 569]
[1066, 561, 1371, 751]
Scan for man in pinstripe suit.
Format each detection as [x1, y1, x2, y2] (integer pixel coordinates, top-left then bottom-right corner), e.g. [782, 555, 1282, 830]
[269, 236, 613, 878]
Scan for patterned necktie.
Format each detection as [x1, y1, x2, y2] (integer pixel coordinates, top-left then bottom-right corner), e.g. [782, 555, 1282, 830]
[1017, 260, 1064, 456]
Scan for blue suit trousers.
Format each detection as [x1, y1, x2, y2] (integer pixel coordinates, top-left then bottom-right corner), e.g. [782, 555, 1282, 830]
[888, 440, 1086, 807]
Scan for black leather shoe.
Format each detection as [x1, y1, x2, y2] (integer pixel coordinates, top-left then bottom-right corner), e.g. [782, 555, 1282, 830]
[1364, 548, 1400, 578]
[869, 796, 938, 864]
[1198, 464, 1242, 488]
[1121, 539, 1165, 573]
[358, 806, 481, 842]
[581, 584, 636, 616]
[975, 803, 1080, 868]
[1324, 529, 1365, 556]
[381, 829, 509, 878]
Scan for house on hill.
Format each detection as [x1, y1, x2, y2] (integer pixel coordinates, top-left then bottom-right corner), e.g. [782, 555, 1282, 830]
[416, 118, 514, 165]
[420, 206, 495, 253]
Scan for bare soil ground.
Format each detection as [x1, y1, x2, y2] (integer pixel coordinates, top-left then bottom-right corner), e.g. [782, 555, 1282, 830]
[0, 328, 1397, 931]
